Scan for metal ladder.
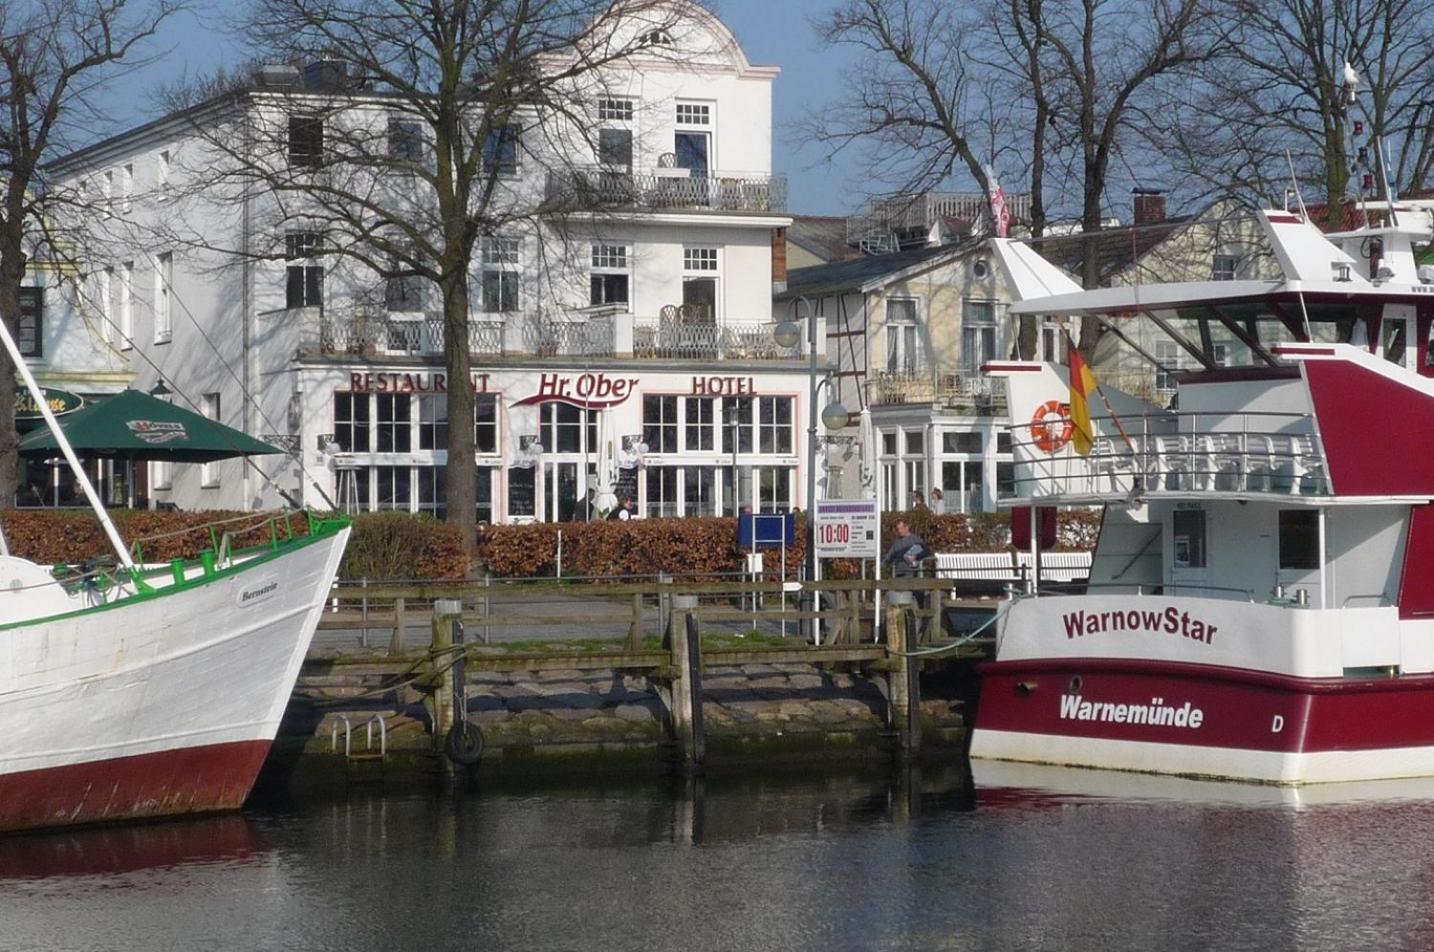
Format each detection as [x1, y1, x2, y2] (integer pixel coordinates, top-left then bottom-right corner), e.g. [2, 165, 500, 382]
[330, 713, 389, 781]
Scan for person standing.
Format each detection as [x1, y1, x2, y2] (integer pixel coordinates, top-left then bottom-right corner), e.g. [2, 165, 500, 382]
[608, 497, 633, 521]
[884, 519, 931, 578]
[911, 490, 927, 511]
[929, 487, 945, 514]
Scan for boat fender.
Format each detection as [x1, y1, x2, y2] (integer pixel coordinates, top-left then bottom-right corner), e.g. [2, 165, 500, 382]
[446, 718, 485, 766]
[1029, 401, 1073, 454]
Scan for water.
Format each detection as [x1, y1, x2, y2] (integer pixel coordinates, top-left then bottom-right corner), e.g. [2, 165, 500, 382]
[5, 762, 1434, 952]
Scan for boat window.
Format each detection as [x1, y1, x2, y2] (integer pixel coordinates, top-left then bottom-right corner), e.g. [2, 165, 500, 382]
[1172, 509, 1206, 568]
[1278, 510, 1319, 570]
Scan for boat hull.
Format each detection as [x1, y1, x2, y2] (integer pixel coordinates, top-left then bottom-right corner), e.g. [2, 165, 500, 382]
[972, 657, 1434, 784]
[0, 526, 349, 832]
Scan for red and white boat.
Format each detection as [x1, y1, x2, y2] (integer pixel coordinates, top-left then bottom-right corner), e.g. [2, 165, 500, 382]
[0, 320, 349, 832]
[976, 201, 1434, 784]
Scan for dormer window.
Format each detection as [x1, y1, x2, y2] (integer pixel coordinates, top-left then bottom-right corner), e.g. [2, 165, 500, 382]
[640, 29, 673, 46]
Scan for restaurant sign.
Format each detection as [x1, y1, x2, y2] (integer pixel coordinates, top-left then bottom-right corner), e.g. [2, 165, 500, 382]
[15, 388, 83, 420]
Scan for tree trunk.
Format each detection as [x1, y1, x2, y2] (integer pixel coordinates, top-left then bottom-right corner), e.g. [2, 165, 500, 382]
[0, 237, 24, 511]
[441, 261, 477, 551]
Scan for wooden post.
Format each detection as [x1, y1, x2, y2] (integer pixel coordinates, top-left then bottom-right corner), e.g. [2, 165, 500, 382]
[390, 596, 407, 655]
[628, 592, 644, 650]
[431, 599, 459, 749]
[668, 594, 705, 768]
[885, 590, 921, 758]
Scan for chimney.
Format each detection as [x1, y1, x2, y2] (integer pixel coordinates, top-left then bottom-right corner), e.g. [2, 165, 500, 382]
[771, 227, 788, 295]
[1133, 189, 1166, 225]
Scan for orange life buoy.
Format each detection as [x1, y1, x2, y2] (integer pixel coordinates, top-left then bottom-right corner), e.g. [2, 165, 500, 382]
[1030, 400, 1073, 453]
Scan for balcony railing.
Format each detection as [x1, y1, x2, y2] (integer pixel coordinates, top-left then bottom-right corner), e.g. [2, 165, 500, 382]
[869, 369, 1006, 410]
[1007, 411, 1330, 500]
[547, 166, 788, 214]
[280, 307, 799, 362]
[632, 318, 800, 361]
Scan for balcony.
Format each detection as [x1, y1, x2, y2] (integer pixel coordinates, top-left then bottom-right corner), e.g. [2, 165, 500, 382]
[546, 166, 788, 214]
[1009, 412, 1330, 501]
[869, 369, 1006, 412]
[274, 306, 801, 362]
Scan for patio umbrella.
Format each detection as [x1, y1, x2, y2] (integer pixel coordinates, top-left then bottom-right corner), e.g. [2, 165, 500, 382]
[18, 388, 282, 463]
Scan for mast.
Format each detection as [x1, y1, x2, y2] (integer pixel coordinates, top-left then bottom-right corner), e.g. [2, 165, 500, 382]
[0, 309, 136, 571]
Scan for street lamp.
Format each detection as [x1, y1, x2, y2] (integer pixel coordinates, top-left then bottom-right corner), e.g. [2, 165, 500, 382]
[776, 298, 848, 639]
[149, 379, 173, 402]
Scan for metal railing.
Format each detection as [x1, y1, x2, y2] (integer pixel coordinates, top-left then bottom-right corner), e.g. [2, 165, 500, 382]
[523, 315, 615, 357]
[632, 318, 801, 360]
[311, 313, 504, 357]
[547, 167, 788, 213]
[869, 369, 1005, 408]
[1006, 410, 1330, 499]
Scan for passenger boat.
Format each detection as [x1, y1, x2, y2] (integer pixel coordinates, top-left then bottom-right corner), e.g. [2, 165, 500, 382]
[974, 202, 1434, 784]
[0, 321, 348, 832]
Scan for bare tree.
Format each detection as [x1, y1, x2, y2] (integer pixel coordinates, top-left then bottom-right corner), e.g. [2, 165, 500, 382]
[1149, 1, 1434, 227]
[167, 0, 683, 546]
[0, 0, 180, 508]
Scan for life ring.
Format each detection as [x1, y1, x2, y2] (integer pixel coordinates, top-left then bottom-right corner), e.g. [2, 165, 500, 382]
[1030, 400, 1073, 453]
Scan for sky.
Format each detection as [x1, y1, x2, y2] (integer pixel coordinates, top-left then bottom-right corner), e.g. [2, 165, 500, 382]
[96, 0, 867, 215]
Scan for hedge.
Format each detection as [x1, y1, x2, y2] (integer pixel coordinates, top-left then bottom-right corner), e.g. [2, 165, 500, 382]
[0, 508, 1099, 582]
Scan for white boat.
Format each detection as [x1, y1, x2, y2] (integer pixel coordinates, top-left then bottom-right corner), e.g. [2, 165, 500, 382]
[0, 315, 349, 832]
[973, 201, 1434, 784]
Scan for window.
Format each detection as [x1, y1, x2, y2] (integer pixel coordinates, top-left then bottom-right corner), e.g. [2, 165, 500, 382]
[1279, 510, 1319, 570]
[640, 29, 673, 46]
[99, 267, 113, 343]
[960, 300, 997, 376]
[684, 467, 718, 516]
[334, 393, 371, 452]
[1212, 254, 1238, 281]
[597, 98, 634, 121]
[103, 169, 113, 202]
[118, 261, 134, 347]
[154, 252, 173, 342]
[385, 272, 425, 312]
[905, 430, 924, 455]
[1172, 509, 1207, 569]
[288, 114, 323, 167]
[685, 397, 715, 451]
[1155, 340, 1183, 395]
[722, 397, 753, 453]
[943, 432, 981, 454]
[157, 150, 171, 191]
[540, 402, 597, 454]
[418, 395, 447, 451]
[882, 431, 897, 455]
[388, 116, 424, 161]
[676, 102, 710, 125]
[201, 393, 221, 487]
[756, 397, 793, 454]
[756, 466, 792, 512]
[17, 287, 42, 358]
[119, 164, 133, 212]
[886, 298, 920, 373]
[683, 247, 718, 271]
[375, 394, 412, 452]
[598, 128, 632, 167]
[647, 466, 679, 518]
[285, 232, 323, 308]
[475, 394, 499, 453]
[481, 236, 520, 313]
[590, 244, 629, 307]
[482, 124, 520, 176]
[643, 394, 679, 453]
[1041, 320, 1069, 362]
[374, 466, 412, 511]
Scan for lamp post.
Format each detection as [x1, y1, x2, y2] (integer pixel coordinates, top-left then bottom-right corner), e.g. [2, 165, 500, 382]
[775, 298, 848, 640]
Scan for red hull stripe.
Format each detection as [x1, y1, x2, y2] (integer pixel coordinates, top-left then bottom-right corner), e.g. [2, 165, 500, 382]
[0, 740, 272, 833]
[978, 661, 1434, 753]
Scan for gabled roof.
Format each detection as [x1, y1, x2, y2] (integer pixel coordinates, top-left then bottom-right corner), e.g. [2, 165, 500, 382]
[1026, 215, 1196, 284]
[786, 215, 862, 263]
[777, 240, 978, 300]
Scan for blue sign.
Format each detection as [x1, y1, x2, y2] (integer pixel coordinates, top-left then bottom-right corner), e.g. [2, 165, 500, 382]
[737, 512, 795, 549]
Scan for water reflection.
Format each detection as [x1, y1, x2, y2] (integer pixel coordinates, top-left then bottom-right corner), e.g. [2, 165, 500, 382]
[5, 764, 1434, 951]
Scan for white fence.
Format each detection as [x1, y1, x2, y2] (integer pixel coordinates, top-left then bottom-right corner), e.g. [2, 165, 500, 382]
[933, 551, 1091, 585]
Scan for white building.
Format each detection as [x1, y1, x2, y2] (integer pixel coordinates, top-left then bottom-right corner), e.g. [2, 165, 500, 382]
[42, 1, 823, 521]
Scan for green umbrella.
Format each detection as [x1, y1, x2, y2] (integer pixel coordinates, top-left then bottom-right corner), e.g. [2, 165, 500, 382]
[18, 388, 282, 463]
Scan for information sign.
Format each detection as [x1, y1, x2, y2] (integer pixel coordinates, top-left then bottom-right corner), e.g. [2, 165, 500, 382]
[813, 499, 880, 559]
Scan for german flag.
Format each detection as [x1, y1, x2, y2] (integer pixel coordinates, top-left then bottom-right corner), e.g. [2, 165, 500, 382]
[1069, 347, 1097, 457]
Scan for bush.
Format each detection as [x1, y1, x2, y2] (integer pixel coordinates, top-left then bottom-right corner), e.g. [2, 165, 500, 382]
[339, 511, 467, 580]
[0, 509, 312, 565]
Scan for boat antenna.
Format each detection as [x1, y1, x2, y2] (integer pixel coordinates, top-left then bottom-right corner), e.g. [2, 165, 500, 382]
[0, 307, 136, 571]
[1284, 150, 1310, 221]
